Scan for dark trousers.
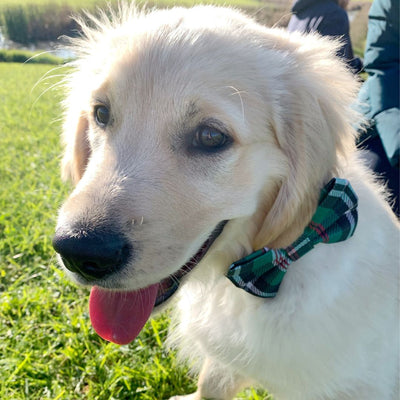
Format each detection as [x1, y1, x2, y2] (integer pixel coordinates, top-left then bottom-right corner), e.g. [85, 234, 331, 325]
[360, 135, 399, 218]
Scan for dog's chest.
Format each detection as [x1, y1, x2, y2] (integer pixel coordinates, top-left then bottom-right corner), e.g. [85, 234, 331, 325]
[169, 247, 385, 395]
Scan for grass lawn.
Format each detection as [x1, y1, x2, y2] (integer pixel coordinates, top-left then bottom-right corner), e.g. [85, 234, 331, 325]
[0, 64, 271, 399]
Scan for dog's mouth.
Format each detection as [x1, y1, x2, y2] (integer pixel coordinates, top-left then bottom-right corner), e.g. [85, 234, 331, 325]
[89, 221, 227, 345]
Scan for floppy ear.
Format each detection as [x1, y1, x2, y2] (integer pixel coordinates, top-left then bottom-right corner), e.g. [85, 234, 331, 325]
[61, 106, 91, 185]
[254, 33, 360, 248]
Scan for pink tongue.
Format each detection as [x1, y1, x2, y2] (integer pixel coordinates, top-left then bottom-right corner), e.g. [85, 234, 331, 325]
[89, 284, 159, 345]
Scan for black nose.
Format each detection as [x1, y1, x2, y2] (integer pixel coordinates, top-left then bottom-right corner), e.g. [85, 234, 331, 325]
[52, 229, 132, 280]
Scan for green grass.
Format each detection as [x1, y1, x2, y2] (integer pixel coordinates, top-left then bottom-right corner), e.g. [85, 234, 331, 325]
[0, 64, 272, 399]
[350, 1, 371, 58]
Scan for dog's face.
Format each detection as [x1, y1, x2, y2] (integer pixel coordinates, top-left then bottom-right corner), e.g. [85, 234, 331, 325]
[56, 66, 278, 289]
[53, 6, 357, 344]
[55, 7, 287, 291]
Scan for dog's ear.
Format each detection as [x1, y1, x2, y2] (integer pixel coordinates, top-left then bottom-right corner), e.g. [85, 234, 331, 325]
[61, 107, 91, 185]
[254, 33, 360, 248]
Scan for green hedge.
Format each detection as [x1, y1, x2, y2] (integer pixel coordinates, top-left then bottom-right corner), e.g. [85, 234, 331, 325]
[0, 1, 282, 45]
[0, 49, 63, 64]
[2, 4, 79, 44]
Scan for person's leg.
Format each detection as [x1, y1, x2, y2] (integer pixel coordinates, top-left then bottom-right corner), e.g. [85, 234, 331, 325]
[359, 134, 399, 217]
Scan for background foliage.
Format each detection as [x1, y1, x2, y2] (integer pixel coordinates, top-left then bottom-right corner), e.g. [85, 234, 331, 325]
[0, 49, 63, 64]
[0, 0, 270, 44]
[0, 0, 371, 57]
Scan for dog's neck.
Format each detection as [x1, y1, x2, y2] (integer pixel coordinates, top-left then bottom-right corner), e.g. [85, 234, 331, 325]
[252, 188, 320, 250]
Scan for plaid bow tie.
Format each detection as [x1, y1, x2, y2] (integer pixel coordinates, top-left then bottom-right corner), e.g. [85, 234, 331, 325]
[227, 178, 358, 298]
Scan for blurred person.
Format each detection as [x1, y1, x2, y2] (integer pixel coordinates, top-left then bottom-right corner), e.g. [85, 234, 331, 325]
[288, 0, 363, 73]
[357, 0, 399, 217]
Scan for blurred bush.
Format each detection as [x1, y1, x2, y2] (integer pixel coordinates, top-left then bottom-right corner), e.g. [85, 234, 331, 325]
[2, 4, 79, 44]
[0, 49, 63, 64]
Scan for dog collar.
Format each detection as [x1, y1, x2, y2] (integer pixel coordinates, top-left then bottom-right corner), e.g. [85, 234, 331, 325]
[154, 220, 227, 307]
[227, 178, 358, 298]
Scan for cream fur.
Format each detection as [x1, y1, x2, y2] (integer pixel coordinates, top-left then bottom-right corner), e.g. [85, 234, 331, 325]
[56, 5, 399, 399]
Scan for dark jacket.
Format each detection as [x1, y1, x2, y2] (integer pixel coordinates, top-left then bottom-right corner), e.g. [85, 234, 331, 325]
[288, 0, 363, 73]
[358, 0, 399, 167]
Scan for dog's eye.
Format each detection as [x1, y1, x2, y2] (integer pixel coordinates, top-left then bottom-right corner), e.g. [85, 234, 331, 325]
[193, 126, 230, 152]
[94, 105, 110, 127]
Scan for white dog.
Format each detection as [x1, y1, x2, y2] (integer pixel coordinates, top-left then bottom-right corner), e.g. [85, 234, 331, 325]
[53, 5, 399, 399]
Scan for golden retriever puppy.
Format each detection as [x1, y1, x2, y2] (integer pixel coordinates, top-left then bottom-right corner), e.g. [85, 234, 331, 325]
[53, 5, 399, 399]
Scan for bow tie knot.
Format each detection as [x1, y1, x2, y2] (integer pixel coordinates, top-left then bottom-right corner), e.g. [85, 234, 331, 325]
[227, 178, 358, 298]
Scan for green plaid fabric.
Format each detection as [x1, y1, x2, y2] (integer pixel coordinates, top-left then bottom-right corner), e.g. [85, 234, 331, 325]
[227, 178, 358, 298]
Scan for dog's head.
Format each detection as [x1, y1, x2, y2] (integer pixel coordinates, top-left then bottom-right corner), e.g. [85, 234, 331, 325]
[53, 5, 359, 344]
